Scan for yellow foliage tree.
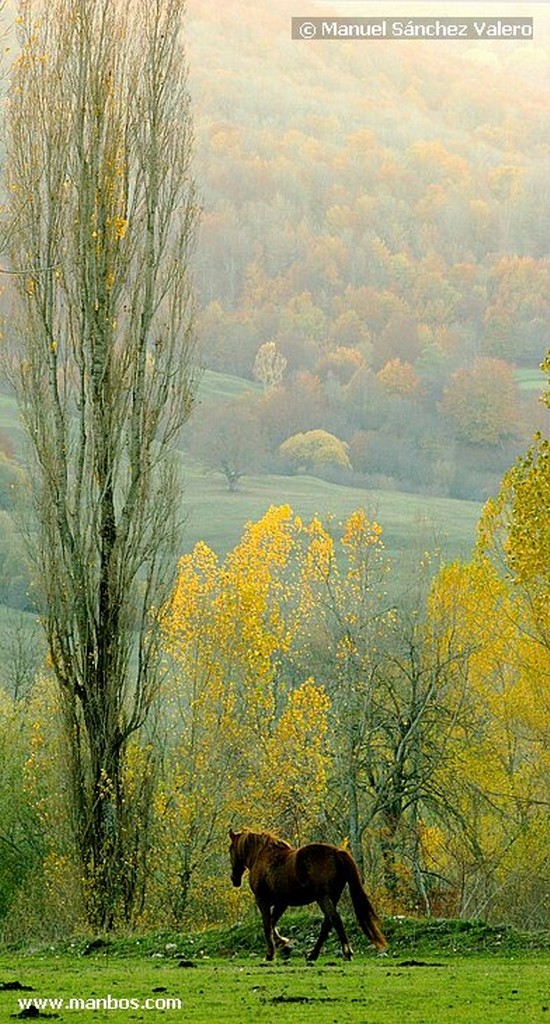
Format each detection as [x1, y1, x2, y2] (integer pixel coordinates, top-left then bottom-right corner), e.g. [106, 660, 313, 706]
[292, 509, 398, 882]
[158, 506, 331, 923]
[377, 358, 420, 397]
[279, 429, 352, 472]
[423, 354, 549, 924]
[427, 525, 549, 921]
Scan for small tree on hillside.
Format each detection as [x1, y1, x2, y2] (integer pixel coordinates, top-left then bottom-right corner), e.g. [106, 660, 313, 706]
[187, 394, 266, 491]
[253, 341, 287, 392]
[279, 429, 352, 473]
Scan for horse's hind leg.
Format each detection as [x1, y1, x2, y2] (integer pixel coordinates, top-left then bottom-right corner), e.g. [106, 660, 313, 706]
[306, 915, 331, 962]
[315, 895, 353, 961]
[272, 902, 291, 954]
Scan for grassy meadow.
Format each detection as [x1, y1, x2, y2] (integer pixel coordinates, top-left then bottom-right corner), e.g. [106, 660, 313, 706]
[199, 369, 263, 401]
[515, 367, 546, 392]
[179, 458, 481, 566]
[1, 918, 548, 1023]
[0, 376, 482, 569]
[181, 370, 482, 564]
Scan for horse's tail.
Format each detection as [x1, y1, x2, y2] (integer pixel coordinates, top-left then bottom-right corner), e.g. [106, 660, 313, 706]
[339, 849, 388, 950]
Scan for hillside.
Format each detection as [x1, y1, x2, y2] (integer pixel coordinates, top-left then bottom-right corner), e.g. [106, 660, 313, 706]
[0, 383, 481, 689]
[179, 0, 549, 501]
[0, 0, 546, 945]
[0, 379, 480, 618]
[180, 455, 480, 565]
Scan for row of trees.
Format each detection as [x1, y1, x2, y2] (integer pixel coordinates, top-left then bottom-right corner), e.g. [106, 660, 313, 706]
[140, 424, 550, 928]
[1, 445, 547, 938]
[198, 257, 549, 380]
[185, 348, 538, 500]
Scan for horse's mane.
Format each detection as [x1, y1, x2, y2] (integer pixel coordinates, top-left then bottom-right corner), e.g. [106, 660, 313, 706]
[259, 830, 292, 850]
[241, 829, 292, 858]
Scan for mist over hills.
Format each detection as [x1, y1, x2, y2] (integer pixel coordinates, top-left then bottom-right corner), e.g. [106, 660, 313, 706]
[182, 0, 548, 499]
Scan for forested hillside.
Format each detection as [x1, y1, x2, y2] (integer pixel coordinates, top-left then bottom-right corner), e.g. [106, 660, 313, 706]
[182, 0, 549, 498]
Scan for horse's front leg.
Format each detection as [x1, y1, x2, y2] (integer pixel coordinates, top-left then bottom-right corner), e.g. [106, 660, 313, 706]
[256, 899, 275, 961]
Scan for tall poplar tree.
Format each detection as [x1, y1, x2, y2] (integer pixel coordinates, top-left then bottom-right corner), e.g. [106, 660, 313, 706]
[5, 0, 198, 929]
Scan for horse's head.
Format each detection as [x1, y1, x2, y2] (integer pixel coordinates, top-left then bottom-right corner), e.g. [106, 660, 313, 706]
[229, 828, 246, 887]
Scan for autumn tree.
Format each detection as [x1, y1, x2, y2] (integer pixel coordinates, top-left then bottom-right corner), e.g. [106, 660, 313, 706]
[483, 257, 550, 363]
[478, 426, 550, 648]
[427, 556, 549, 924]
[257, 372, 329, 450]
[315, 345, 364, 384]
[439, 357, 519, 446]
[425, 358, 550, 921]
[187, 393, 266, 491]
[290, 514, 473, 909]
[377, 358, 420, 398]
[289, 511, 391, 872]
[371, 313, 421, 368]
[253, 340, 287, 391]
[5, 0, 198, 929]
[159, 507, 330, 921]
[279, 429, 351, 474]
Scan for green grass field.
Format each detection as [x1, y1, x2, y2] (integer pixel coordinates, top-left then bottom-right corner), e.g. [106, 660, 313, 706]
[181, 369, 481, 566]
[515, 367, 545, 391]
[199, 369, 262, 401]
[1, 955, 547, 1023]
[0, 385, 481, 569]
[1, 918, 548, 1023]
[179, 458, 481, 566]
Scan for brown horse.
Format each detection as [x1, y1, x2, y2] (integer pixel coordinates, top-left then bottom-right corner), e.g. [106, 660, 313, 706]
[229, 828, 387, 961]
